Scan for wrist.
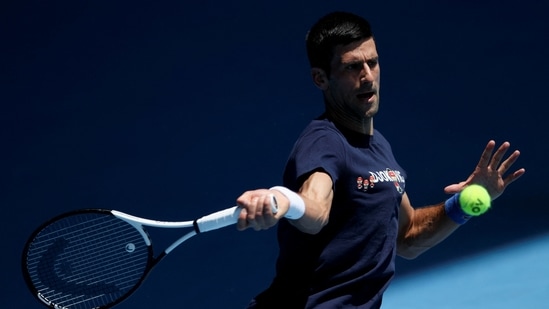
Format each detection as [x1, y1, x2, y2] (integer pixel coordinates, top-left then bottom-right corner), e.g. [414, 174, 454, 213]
[444, 193, 471, 225]
[269, 186, 305, 220]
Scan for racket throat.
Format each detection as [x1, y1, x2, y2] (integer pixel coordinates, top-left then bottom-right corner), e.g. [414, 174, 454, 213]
[192, 219, 202, 234]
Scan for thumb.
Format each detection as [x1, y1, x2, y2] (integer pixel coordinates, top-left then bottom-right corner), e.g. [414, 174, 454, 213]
[236, 208, 249, 231]
[444, 183, 464, 195]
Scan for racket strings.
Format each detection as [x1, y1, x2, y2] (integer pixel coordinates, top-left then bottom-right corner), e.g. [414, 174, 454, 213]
[24, 212, 151, 309]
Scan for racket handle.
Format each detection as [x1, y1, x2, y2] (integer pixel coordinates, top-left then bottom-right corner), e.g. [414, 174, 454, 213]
[195, 194, 278, 233]
[195, 206, 240, 233]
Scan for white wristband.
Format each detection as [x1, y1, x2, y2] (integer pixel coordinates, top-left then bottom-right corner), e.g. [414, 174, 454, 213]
[270, 186, 306, 220]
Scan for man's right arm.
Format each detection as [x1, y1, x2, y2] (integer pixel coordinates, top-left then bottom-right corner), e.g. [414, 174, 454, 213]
[236, 171, 334, 234]
[281, 171, 333, 234]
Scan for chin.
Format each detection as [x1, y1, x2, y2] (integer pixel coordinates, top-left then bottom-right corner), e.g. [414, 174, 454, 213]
[364, 103, 379, 118]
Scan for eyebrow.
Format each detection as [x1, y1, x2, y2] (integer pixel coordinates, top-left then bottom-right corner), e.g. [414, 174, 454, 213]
[340, 56, 379, 66]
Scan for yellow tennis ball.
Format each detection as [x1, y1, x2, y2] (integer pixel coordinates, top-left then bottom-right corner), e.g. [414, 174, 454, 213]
[459, 184, 491, 216]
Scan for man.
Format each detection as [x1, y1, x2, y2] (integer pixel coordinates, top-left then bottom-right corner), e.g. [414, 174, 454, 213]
[236, 11, 525, 308]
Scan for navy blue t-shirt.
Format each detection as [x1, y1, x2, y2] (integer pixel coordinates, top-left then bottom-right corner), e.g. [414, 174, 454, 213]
[253, 115, 406, 309]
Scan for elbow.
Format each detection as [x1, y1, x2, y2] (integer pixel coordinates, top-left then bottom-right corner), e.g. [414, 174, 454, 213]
[288, 196, 331, 235]
[396, 238, 429, 260]
[301, 226, 323, 235]
[397, 247, 422, 260]
[290, 216, 329, 235]
[307, 211, 331, 234]
[304, 218, 329, 235]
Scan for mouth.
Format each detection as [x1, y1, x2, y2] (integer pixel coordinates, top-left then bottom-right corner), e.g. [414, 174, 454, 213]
[357, 90, 375, 101]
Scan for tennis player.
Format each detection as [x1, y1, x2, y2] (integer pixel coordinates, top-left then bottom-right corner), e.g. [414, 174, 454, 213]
[236, 11, 525, 308]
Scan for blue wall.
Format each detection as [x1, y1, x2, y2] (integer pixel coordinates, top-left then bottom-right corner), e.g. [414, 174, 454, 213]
[3, 1, 547, 308]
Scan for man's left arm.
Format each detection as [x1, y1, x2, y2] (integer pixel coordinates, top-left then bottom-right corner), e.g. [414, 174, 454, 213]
[396, 194, 459, 259]
[396, 140, 526, 259]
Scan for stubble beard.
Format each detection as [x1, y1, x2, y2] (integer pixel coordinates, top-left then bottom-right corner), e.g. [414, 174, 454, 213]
[324, 93, 378, 135]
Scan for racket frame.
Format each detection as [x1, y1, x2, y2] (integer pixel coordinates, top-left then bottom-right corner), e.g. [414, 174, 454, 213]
[22, 195, 277, 309]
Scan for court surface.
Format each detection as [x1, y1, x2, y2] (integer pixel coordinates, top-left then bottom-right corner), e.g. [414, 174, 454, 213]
[383, 233, 549, 308]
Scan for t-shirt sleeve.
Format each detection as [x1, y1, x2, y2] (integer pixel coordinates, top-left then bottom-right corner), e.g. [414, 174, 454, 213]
[283, 127, 344, 190]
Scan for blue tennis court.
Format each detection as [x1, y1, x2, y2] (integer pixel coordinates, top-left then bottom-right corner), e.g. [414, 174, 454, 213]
[384, 233, 549, 308]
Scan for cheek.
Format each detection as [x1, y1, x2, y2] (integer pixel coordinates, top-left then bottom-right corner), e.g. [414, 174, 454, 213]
[327, 72, 363, 98]
[331, 84, 354, 101]
[332, 77, 358, 92]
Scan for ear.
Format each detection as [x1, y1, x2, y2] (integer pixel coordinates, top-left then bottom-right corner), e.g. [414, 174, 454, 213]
[311, 68, 329, 91]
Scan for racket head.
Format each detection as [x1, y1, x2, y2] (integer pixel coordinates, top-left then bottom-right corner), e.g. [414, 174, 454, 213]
[22, 209, 154, 309]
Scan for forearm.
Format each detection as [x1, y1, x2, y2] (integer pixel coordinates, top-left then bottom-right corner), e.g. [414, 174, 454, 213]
[286, 195, 331, 234]
[397, 202, 460, 259]
[271, 171, 333, 235]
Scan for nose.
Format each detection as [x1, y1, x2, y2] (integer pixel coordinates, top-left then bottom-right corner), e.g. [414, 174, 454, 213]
[360, 63, 375, 83]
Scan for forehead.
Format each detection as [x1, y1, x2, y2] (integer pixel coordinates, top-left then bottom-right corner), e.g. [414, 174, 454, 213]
[332, 38, 378, 63]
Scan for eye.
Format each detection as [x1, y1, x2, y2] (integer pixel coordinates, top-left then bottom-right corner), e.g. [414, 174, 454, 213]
[366, 59, 378, 69]
[344, 63, 362, 71]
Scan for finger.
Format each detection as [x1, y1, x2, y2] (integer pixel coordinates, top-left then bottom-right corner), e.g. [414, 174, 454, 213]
[236, 192, 254, 231]
[503, 168, 526, 187]
[246, 196, 260, 230]
[257, 194, 278, 230]
[477, 140, 496, 168]
[497, 149, 520, 175]
[444, 184, 459, 194]
[252, 196, 267, 230]
[444, 182, 467, 194]
[263, 195, 279, 227]
[236, 208, 249, 231]
[269, 194, 279, 215]
[489, 141, 510, 170]
[262, 194, 277, 216]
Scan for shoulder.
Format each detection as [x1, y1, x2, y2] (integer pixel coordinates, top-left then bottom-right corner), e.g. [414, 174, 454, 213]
[297, 117, 346, 145]
[372, 129, 389, 143]
[290, 119, 349, 159]
[372, 129, 395, 150]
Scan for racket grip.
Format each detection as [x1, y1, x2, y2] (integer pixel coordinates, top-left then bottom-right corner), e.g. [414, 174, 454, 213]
[195, 194, 278, 233]
[195, 206, 241, 233]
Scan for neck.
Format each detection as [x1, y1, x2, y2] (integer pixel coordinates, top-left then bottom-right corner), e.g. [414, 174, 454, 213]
[325, 105, 374, 135]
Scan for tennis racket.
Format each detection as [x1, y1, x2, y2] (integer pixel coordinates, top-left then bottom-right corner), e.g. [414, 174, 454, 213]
[22, 196, 277, 309]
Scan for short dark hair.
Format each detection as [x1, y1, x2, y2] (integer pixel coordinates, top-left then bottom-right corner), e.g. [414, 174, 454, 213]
[306, 12, 374, 76]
